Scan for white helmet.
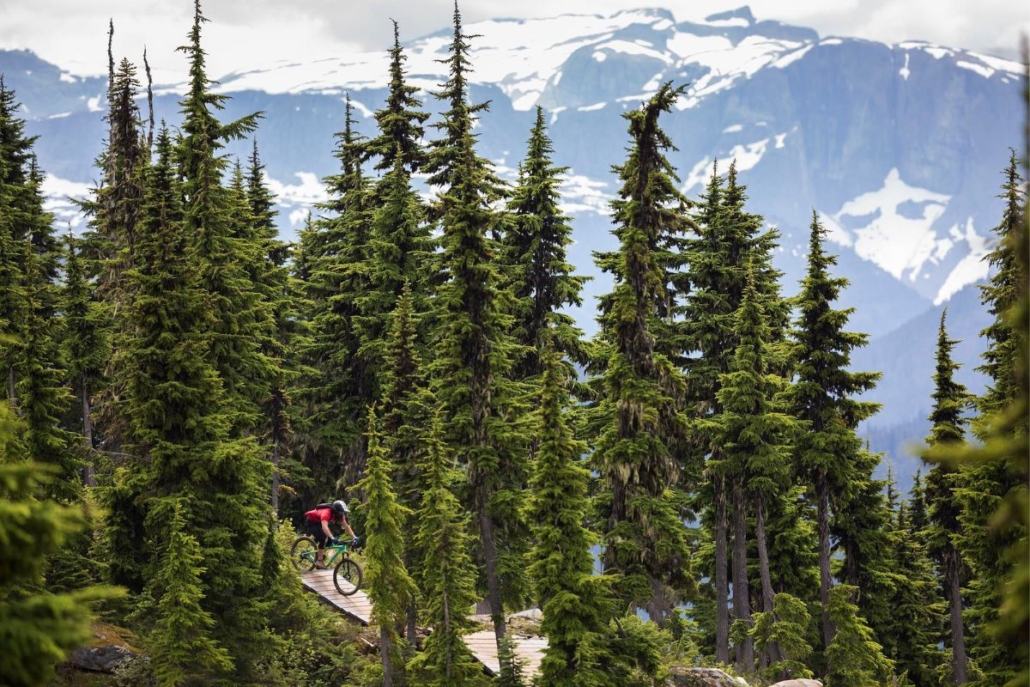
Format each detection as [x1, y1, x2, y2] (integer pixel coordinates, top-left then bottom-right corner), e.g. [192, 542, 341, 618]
[331, 499, 349, 515]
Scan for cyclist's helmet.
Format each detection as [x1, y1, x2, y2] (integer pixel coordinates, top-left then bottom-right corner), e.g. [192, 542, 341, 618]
[331, 500, 349, 516]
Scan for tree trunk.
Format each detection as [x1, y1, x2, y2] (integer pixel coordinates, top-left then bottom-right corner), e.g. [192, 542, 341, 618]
[817, 471, 835, 649]
[732, 481, 754, 673]
[479, 506, 507, 643]
[82, 374, 96, 488]
[381, 624, 393, 687]
[755, 497, 782, 665]
[715, 474, 730, 665]
[947, 548, 967, 685]
[270, 437, 281, 512]
[406, 600, 418, 652]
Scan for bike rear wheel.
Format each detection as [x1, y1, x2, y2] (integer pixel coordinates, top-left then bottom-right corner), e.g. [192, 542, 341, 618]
[333, 557, 363, 596]
[290, 536, 319, 572]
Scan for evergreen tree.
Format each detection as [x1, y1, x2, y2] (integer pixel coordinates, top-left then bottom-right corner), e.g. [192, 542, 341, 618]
[358, 406, 416, 687]
[15, 241, 79, 502]
[928, 151, 1029, 687]
[824, 585, 894, 687]
[528, 350, 613, 687]
[589, 83, 693, 612]
[750, 593, 814, 682]
[426, 1, 531, 642]
[787, 212, 880, 649]
[381, 283, 433, 643]
[407, 413, 487, 687]
[245, 141, 304, 512]
[923, 310, 972, 684]
[364, 20, 430, 175]
[61, 232, 109, 488]
[176, 0, 271, 434]
[303, 96, 375, 493]
[714, 267, 796, 673]
[0, 402, 121, 687]
[681, 161, 787, 662]
[116, 125, 270, 677]
[149, 501, 232, 687]
[503, 107, 588, 380]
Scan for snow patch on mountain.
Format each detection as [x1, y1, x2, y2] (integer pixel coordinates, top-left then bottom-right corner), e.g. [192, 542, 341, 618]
[820, 169, 993, 299]
[682, 137, 772, 193]
[935, 220, 991, 304]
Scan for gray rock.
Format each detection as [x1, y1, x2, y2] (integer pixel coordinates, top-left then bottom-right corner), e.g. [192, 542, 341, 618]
[769, 681, 822, 687]
[667, 667, 748, 687]
[69, 644, 137, 673]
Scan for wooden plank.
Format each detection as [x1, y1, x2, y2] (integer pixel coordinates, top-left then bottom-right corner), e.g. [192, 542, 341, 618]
[299, 569, 372, 625]
[463, 630, 547, 679]
[298, 570, 547, 680]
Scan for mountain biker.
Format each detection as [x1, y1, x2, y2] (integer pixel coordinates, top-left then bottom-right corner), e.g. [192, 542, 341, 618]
[304, 500, 358, 569]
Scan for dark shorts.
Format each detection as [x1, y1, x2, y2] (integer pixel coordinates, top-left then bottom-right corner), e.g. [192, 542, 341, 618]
[306, 520, 329, 547]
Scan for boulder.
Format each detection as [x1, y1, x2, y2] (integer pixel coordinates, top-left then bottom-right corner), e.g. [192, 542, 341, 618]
[69, 644, 137, 673]
[668, 667, 748, 687]
[769, 681, 822, 687]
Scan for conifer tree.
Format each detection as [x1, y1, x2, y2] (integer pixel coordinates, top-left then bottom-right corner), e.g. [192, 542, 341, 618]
[589, 83, 693, 612]
[61, 233, 109, 487]
[750, 593, 814, 682]
[923, 310, 972, 684]
[245, 141, 303, 511]
[116, 125, 270, 676]
[503, 107, 588, 380]
[304, 96, 375, 493]
[176, 0, 272, 434]
[528, 350, 613, 687]
[358, 406, 416, 687]
[381, 283, 433, 642]
[788, 212, 880, 649]
[150, 501, 232, 686]
[715, 267, 795, 672]
[682, 161, 787, 661]
[426, 0, 531, 642]
[824, 585, 894, 687]
[364, 20, 429, 175]
[928, 151, 1028, 687]
[407, 414, 487, 687]
[0, 80, 35, 404]
[16, 242, 79, 502]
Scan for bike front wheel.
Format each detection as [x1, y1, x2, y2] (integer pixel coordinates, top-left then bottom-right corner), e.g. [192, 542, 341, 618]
[333, 557, 363, 596]
[290, 536, 319, 572]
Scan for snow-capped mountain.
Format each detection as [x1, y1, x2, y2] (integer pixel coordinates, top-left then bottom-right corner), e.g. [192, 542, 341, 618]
[1, 6, 1023, 478]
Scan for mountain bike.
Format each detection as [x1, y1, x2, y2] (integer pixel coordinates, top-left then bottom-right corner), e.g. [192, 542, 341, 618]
[290, 535, 363, 596]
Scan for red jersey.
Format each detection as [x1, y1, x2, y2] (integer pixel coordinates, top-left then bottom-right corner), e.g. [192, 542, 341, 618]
[305, 507, 334, 523]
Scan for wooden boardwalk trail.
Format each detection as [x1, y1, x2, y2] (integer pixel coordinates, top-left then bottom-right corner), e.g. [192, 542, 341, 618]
[299, 569, 547, 678]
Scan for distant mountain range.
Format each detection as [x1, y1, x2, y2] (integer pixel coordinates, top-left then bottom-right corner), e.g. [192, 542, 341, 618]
[2, 5, 1023, 489]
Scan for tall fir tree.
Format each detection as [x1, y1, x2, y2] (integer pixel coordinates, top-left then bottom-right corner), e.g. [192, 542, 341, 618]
[714, 267, 796, 673]
[929, 151, 1028, 687]
[503, 106, 588, 380]
[528, 349, 613, 687]
[407, 413, 488, 687]
[923, 310, 973, 685]
[426, 0, 531, 643]
[0, 416, 121, 687]
[364, 20, 430, 175]
[61, 232, 109, 488]
[787, 212, 880, 650]
[588, 83, 693, 614]
[358, 406, 416, 687]
[175, 0, 272, 435]
[303, 95, 375, 493]
[115, 125, 271, 678]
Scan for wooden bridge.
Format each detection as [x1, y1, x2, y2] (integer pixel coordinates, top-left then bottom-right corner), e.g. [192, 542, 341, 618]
[299, 569, 547, 678]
